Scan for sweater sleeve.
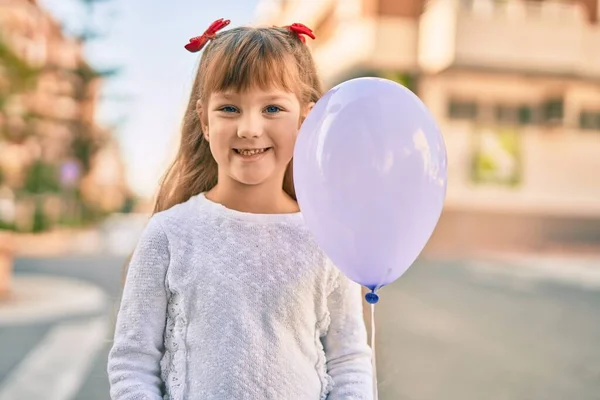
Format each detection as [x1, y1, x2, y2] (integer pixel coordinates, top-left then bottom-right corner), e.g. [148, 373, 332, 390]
[322, 269, 374, 400]
[107, 216, 170, 400]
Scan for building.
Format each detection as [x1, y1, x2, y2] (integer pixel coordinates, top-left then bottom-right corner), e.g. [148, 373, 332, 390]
[256, 0, 600, 217]
[0, 0, 130, 231]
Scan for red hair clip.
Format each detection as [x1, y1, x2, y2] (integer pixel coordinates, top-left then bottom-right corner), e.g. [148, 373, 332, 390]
[283, 23, 315, 43]
[185, 18, 230, 53]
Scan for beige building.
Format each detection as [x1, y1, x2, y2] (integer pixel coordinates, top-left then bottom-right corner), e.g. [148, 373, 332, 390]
[256, 0, 600, 216]
[0, 0, 130, 229]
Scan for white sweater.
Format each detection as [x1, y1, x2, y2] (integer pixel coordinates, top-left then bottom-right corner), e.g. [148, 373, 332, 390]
[107, 193, 373, 400]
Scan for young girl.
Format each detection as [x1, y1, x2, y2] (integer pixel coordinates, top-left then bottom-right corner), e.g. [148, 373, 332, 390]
[107, 19, 373, 400]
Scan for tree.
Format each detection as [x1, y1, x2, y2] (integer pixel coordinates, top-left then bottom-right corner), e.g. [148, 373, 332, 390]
[0, 0, 125, 232]
[0, 38, 40, 142]
[0, 39, 39, 107]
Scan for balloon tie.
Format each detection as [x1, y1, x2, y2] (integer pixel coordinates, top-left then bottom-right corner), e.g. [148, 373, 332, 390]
[365, 288, 379, 304]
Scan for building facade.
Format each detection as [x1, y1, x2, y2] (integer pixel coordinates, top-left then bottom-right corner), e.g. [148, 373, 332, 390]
[0, 0, 130, 231]
[256, 0, 600, 216]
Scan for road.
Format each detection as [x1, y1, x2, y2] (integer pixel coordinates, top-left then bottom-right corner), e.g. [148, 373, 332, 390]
[2, 250, 600, 399]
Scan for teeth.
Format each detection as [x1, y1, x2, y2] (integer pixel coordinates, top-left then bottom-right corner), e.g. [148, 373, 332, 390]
[238, 148, 267, 156]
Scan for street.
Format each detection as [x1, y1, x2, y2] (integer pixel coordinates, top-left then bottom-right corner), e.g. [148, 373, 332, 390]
[2, 251, 600, 399]
[2, 1, 600, 400]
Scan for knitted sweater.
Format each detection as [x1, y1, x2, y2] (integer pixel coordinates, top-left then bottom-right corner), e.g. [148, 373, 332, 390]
[107, 193, 373, 400]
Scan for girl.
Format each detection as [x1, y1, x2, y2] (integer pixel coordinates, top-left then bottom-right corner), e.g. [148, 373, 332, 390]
[107, 19, 373, 400]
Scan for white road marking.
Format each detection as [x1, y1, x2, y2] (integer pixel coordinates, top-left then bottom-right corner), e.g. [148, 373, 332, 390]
[0, 316, 110, 400]
[466, 256, 600, 290]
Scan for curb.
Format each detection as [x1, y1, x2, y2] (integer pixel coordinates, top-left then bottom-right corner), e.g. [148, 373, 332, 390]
[0, 274, 108, 326]
[13, 230, 102, 258]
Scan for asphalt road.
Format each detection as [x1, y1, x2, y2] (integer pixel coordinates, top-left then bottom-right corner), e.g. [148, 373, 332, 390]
[2, 252, 600, 400]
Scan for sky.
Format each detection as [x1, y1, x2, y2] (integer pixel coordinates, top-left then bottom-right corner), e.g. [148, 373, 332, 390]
[39, 0, 265, 198]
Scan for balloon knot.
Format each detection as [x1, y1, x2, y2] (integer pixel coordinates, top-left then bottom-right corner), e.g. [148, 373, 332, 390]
[365, 291, 379, 304]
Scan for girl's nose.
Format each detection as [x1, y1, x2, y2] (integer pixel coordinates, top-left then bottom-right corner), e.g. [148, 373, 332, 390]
[237, 114, 263, 139]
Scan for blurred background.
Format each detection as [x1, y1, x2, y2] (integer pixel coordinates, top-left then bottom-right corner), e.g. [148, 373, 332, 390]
[0, 0, 599, 399]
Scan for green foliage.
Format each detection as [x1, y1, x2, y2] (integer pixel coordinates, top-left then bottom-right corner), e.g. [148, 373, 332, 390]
[0, 38, 40, 106]
[470, 127, 522, 187]
[120, 195, 138, 214]
[70, 126, 104, 173]
[0, 0, 125, 233]
[31, 199, 50, 233]
[0, 219, 14, 231]
[378, 71, 415, 91]
[23, 161, 61, 194]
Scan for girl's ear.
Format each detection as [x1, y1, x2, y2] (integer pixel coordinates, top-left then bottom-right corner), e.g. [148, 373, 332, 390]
[196, 99, 209, 140]
[302, 102, 315, 120]
[299, 102, 315, 128]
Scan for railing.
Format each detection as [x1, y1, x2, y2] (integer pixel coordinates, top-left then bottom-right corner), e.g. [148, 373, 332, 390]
[453, 0, 585, 21]
[419, 0, 599, 76]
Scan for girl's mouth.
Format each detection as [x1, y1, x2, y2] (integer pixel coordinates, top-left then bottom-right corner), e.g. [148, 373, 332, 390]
[233, 147, 271, 157]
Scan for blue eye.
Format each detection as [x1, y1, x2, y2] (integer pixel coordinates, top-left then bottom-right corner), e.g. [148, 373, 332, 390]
[265, 105, 282, 114]
[220, 106, 238, 113]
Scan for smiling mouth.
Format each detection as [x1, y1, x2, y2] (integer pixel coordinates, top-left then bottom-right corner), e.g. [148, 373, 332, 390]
[233, 147, 271, 156]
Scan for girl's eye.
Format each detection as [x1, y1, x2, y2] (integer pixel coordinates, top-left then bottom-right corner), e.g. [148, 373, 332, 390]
[264, 105, 282, 114]
[219, 106, 238, 113]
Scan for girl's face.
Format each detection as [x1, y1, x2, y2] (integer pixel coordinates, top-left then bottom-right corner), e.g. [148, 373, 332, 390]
[199, 87, 312, 190]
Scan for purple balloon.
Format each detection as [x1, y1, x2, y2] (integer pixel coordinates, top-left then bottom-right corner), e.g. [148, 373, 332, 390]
[294, 77, 447, 292]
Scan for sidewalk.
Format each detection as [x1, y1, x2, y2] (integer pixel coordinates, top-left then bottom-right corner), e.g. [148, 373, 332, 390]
[11, 212, 150, 258]
[423, 207, 600, 260]
[0, 274, 108, 326]
[12, 229, 103, 258]
[463, 253, 600, 291]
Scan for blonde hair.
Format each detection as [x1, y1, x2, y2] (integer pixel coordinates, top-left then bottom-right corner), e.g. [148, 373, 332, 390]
[153, 25, 323, 214]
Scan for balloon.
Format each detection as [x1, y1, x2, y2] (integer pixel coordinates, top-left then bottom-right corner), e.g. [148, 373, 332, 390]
[293, 77, 447, 298]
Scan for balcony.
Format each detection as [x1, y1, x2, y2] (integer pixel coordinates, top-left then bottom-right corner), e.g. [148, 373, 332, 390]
[254, 0, 420, 85]
[317, 16, 420, 84]
[418, 0, 600, 78]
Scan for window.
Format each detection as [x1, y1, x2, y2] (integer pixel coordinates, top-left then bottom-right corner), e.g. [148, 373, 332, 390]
[495, 105, 517, 125]
[542, 98, 563, 123]
[378, 0, 423, 17]
[579, 111, 600, 131]
[518, 106, 534, 125]
[494, 104, 535, 126]
[448, 100, 478, 120]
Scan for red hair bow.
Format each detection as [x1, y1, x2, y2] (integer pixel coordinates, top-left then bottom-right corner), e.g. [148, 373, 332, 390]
[283, 23, 315, 43]
[185, 18, 230, 53]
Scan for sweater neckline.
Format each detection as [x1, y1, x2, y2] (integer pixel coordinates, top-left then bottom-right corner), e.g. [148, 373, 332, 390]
[196, 192, 304, 224]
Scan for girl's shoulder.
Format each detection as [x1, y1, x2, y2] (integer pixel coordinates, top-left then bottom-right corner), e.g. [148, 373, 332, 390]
[150, 194, 203, 235]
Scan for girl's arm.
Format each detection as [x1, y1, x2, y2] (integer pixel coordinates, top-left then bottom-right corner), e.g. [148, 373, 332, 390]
[107, 217, 170, 399]
[322, 270, 374, 399]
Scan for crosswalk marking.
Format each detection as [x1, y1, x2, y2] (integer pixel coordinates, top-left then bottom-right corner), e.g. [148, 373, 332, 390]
[0, 316, 109, 400]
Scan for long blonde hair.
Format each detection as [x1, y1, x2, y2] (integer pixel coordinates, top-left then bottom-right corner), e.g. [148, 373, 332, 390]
[153, 25, 323, 214]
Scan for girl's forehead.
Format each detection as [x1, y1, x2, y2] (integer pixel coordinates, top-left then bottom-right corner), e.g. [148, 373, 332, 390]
[210, 87, 298, 101]
[202, 50, 302, 99]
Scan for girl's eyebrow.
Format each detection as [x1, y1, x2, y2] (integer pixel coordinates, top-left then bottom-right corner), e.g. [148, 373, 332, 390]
[258, 94, 293, 103]
[212, 92, 293, 102]
[212, 92, 237, 100]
